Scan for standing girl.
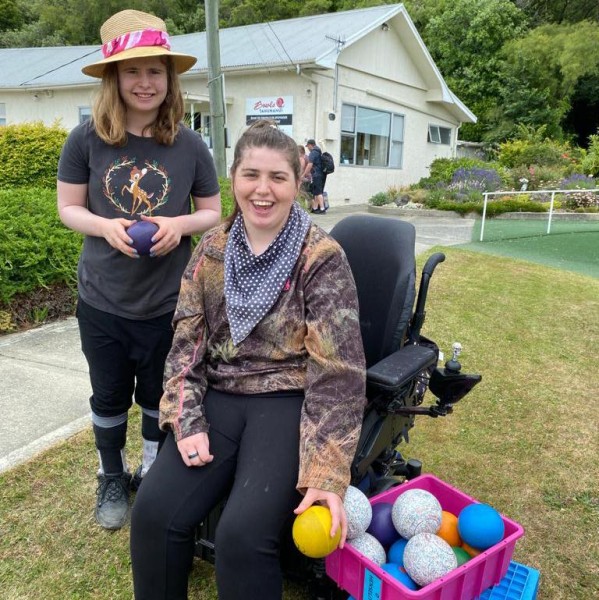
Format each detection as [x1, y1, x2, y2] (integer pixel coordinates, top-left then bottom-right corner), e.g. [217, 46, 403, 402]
[57, 9, 220, 530]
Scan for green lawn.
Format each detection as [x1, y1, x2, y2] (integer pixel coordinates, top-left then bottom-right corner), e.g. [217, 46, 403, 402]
[0, 248, 597, 599]
[465, 217, 599, 278]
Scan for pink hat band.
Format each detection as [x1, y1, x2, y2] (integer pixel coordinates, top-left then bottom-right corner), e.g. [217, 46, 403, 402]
[102, 28, 171, 59]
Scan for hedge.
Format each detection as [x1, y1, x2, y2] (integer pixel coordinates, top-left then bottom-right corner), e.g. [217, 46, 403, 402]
[0, 122, 68, 190]
[0, 187, 82, 304]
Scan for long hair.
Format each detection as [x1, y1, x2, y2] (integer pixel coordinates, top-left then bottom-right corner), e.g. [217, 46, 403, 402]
[91, 57, 184, 147]
[226, 120, 302, 226]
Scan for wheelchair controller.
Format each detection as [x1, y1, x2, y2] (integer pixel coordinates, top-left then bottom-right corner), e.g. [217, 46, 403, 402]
[398, 341, 482, 418]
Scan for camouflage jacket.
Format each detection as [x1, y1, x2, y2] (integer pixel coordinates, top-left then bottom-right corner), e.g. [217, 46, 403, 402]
[159, 222, 366, 497]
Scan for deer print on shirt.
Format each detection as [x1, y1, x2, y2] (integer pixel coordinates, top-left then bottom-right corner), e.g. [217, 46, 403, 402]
[122, 167, 155, 215]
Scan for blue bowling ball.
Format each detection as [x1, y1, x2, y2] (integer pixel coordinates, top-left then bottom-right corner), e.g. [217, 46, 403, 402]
[387, 537, 408, 566]
[382, 562, 419, 590]
[458, 503, 505, 550]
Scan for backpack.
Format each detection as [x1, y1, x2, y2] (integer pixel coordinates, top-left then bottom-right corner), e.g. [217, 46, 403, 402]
[321, 151, 335, 175]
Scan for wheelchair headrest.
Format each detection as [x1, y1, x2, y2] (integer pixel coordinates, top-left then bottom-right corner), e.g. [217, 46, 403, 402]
[330, 215, 416, 368]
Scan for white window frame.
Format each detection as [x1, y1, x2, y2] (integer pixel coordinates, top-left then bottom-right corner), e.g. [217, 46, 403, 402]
[428, 124, 452, 145]
[340, 103, 405, 169]
[79, 106, 91, 124]
[0, 103, 6, 126]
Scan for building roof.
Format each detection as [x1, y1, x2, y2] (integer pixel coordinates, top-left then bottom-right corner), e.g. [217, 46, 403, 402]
[0, 4, 475, 122]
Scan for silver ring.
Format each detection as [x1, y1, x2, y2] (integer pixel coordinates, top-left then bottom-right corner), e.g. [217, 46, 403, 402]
[187, 452, 199, 459]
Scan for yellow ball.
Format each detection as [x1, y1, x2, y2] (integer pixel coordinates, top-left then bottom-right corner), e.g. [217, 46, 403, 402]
[292, 506, 341, 558]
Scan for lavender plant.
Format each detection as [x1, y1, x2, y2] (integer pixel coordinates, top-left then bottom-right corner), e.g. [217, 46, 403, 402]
[447, 168, 503, 201]
[560, 174, 597, 190]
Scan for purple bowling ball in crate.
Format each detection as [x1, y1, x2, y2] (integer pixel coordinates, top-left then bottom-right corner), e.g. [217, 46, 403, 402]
[128, 220, 159, 256]
[367, 502, 400, 548]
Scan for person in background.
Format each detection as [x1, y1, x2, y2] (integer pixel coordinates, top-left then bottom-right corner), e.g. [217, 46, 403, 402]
[297, 143, 311, 207]
[303, 138, 327, 214]
[56, 9, 221, 530]
[130, 120, 366, 599]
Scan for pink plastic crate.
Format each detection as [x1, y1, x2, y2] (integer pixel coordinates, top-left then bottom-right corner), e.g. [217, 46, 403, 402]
[325, 474, 524, 600]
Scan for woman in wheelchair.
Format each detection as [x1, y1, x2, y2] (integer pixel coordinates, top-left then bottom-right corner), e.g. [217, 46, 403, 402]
[130, 120, 367, 599]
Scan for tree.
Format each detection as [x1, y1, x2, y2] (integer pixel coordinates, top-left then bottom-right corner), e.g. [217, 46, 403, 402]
[0, 0, 24, 33]
[515, 0, 599, 25]
[419, 0, 529, 141]
[495, 21, 599, 143]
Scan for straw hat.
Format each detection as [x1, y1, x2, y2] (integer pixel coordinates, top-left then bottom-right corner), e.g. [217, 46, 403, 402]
[82, 10, 197, 78]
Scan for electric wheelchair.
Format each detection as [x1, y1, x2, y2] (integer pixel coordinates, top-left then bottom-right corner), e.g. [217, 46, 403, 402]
[196, 215, 481, 598]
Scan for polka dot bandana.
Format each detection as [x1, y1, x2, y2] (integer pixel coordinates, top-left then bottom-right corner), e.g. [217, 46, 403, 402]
[224, 202, 311, 345]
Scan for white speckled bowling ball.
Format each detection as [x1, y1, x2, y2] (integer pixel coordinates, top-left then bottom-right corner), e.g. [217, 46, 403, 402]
[348, 532, 387, 566]
[344, 485, 373, 540]
[391, 489, 442, 539]
[403, 532, 458, 587]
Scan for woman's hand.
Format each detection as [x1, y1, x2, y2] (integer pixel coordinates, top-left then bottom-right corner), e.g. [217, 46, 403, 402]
[140, 215, 183, 257]
[176, 432, 214, 467]
[101, 217, 138, 257]
[294, 487, 348, 548]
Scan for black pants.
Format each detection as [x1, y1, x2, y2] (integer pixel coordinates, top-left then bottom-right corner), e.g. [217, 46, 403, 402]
[130, 388, 304, 600]
[77, 298, 174, 416]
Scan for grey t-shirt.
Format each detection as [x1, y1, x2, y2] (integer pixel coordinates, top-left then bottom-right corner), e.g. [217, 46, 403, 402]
[57, 121, 220, 319]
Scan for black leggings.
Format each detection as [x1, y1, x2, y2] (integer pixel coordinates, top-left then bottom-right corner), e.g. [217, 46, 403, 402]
[130, 388, 304, 599]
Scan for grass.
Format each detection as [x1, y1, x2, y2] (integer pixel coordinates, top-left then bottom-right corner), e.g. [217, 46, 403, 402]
[1, 248, 598, 599]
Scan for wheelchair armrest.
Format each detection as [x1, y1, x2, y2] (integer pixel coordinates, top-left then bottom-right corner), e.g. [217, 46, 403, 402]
[366, 344, 438, 394]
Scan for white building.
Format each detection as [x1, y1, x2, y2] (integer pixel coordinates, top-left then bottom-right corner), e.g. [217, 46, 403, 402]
[0, 4, 475, 205]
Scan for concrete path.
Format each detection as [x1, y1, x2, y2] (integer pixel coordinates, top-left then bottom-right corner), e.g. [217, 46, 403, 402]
[0, 205, 475, 473]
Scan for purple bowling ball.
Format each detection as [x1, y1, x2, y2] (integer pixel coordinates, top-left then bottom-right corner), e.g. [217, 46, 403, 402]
[128, 221, 159, 256]
[367, 502, 400, 548]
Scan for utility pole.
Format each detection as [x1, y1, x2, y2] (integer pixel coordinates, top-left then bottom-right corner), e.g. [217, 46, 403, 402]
[205, 0, 227, 178]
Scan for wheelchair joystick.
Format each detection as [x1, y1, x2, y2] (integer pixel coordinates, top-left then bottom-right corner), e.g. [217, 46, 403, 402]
[428, 342, 481, 413]
[445, 342, 462, 373]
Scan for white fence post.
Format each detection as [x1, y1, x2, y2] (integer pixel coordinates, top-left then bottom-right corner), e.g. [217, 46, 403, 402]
[480, 192, 489, 242]
[547, 191, 556, 234]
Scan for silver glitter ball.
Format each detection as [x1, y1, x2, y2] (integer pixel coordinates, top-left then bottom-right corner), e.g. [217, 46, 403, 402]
[403, 532, 458, 586]
[344, 485, 373, 540]
[391, 489, 442, 539]
[349, 532, 387, 567]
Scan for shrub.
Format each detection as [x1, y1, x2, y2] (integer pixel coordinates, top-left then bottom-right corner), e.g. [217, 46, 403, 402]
[218, 176, 234, 217]
[563, 191, 599, 210]
[449, 167, 503, 195]
[560, 174, 597, 190]
[495, 125, 579, 172]
[417, 157, 493, 188]
[581, 134, 599, 177]
[0, 122, 68, 189]
[484, 198, 547, 216]
[423, 189, 548, 216]
[368, 191, 391, 207]
[508, 164, 572, 191]
[497, 138, 564, 168]
[0, 187, 82, 304]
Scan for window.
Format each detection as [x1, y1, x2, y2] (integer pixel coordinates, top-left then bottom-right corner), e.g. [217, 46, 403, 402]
[184, 110, 202, 131]
[340, 104, 404, 168]
[79, 107, 91, 123]
[0, 103, 6, 126]
[428, 124, 452, 145]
